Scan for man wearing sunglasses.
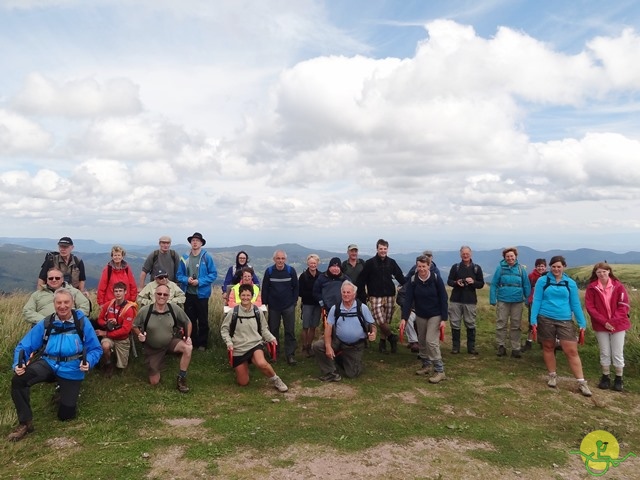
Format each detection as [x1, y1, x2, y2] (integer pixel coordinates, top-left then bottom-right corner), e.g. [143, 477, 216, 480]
[23, 268, 91, 325]
[132, 284, 193, 393]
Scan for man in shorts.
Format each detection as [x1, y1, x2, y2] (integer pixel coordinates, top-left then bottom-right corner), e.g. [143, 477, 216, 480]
[132, 284, 193, 393]
[95, 282, 137, 377]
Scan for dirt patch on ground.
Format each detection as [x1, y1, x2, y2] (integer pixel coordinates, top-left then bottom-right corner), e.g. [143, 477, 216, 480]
[146, 445, 208, 479]
[45, 436, 79, 451]
[282, 380, 358, 401]
[143, 417, 219, 442]
[207, 437, 638, 479]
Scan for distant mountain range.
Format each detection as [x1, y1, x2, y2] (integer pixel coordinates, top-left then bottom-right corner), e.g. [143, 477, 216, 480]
[1, 237, 639, 293]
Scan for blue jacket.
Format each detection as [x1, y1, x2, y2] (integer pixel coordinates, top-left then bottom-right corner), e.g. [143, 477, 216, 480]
[12, 310, 102, 381]
[177, 250, 218, 299]
[402, 272, 448, 321]
[261, 264, 298, 311]
[489, 260, 530, 304]
[530, 273, 586, 328]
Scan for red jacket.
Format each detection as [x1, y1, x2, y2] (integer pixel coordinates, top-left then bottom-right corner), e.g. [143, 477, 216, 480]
[585, 279, 631, 333]
[97, 299, 137, 341]
[97, 262, 138, 306]
[527, 269, 543, 305]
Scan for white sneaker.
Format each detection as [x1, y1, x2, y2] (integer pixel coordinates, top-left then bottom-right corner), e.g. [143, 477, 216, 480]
[547, 374, 557, 388]
[578, 381, 592, 397]
[272, 376, 288, 393]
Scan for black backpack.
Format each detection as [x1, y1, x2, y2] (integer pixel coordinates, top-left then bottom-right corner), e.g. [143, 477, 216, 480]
[229, 305, 262, 337]
[142, 303, 183, 338]
[332, 300, 371, 344]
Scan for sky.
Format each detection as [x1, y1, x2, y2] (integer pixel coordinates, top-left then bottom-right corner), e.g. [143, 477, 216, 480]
[1, 0, 639, 255]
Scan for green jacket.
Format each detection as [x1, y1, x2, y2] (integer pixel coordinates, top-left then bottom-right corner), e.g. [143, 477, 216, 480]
[23, 282, 91, 325]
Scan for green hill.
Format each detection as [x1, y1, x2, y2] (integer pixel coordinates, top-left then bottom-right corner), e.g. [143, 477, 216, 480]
[566, 264, 640, 289]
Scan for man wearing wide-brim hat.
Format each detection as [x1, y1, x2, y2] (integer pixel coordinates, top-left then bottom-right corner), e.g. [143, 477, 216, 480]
[176, 233, 218, 351]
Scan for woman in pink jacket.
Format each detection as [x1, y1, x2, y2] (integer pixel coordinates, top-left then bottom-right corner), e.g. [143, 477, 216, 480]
[585, 262, 631, 392]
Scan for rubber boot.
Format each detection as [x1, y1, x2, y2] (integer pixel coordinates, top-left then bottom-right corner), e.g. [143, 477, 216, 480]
[451, 329, 461, 354]
[467, 328, 478, 355]
[378, 339, 388, 354]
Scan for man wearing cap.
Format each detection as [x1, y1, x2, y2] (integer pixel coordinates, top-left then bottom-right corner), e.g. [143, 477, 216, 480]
[37, 237, 87, 293]
[342, 245, 366, 302]
[139, 236, 180, 288]
[176, 233, 218, 351]
[314, 257, 350, 312]
[137, 270, 186, 309]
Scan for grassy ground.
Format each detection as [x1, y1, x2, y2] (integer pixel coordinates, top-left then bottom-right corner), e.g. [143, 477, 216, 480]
[1, 276, 640, 479]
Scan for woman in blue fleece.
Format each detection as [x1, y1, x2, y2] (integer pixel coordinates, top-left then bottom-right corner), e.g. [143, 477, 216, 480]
[530, 255, 591, 397]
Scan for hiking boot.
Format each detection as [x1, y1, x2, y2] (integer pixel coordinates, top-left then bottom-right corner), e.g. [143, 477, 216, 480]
[104, 362, 114, 378]
[450, 346, 460, 354]
[521, 340, 533, 352]
[388, 334, 398, 354]
[466, 328, 477, 355]
[378, 339, 388, 354]
[428, 372, 446, 384]
[319, 372, 341, 382]
[547, 373, 557, 388]
[597, 374, 611, 390]
[176, 376, 190, 393]
[497, 345, 507, 357]
[578, 381, 592, 397]
[415, 362, 432, 376]
[7, 421, 34, 442]
[467, 347, 479, 355]
[511, 349, 522, 359]
[287, 355, 297, 366]
[272, 376, 288, 393]
[613, 376, 624, 392]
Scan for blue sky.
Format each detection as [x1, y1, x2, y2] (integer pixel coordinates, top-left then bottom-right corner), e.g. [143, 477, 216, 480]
[1, 0, 639, 254]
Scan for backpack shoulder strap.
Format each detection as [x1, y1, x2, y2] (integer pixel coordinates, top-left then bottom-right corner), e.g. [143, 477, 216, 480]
[229, 305, 241, 337]
[167, 303, 177, 329]
[143, 305, 154, 332]
[253, 305, 262, 336]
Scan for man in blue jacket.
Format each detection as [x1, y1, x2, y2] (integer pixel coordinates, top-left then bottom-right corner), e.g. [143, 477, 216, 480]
[177, 232, 218, 351]
[8, 288, 102, 442]
[262, 250, 299, 365]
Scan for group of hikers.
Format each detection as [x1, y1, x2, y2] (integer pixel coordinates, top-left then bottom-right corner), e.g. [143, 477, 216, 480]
[7, 235, 632, 442]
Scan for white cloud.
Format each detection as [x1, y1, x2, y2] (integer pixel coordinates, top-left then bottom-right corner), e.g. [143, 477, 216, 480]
[0, 109, 52, 155]
[12, 74, 142, 117]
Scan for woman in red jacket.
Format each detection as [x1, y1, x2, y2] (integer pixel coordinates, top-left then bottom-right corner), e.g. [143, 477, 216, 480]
[97, 245, 138, 307]
[585, 262, 631, 392]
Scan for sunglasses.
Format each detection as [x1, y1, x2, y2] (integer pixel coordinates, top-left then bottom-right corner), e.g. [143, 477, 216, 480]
[48, 276, 62, 280]
[155, 292, 169, 297]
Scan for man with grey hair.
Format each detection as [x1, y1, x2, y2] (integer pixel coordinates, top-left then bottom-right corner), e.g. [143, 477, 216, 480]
[446, 246, 485, 355]
[312, 280, 377, 381]
[139, 235, 180, 287]
[8, 288, 102, 442]
[261, 250, 299, 365]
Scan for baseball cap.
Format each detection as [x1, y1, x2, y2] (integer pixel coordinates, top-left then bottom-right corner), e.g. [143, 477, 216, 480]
[58, 237, 73, 246]
[347, 244, 358, 251]
[155, 269, 169, 278]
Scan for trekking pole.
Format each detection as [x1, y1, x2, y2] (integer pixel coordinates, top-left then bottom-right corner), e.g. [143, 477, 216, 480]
[81, 346, 87, 366]
[18, 350, 26, 368]
[532, 325, 538, 342]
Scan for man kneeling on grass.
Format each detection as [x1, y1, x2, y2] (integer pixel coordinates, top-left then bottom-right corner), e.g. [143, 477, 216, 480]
[312, 280, 377, 382]
[221, 284, 288, 392]
[132, 284, 193, 393]
[8, 289, 102, 442]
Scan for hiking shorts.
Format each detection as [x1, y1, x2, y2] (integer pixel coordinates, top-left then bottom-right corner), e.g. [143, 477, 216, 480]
[143, 338, 181, 376]
[101, 337, 131, 369]
[537, 315, 576, 342]
[301, 304, 321, 328]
